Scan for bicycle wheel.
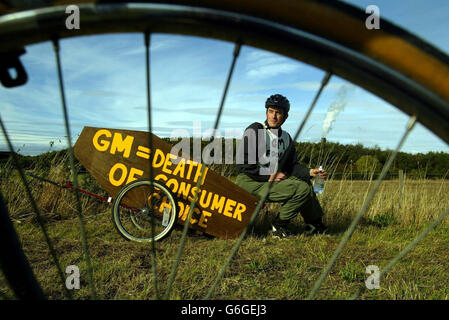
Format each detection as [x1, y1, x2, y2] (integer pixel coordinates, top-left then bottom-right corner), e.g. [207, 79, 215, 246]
[112, 179, 178, 242]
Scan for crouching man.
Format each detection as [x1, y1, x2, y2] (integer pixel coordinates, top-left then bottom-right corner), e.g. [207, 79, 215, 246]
[236, 94, 328, 237]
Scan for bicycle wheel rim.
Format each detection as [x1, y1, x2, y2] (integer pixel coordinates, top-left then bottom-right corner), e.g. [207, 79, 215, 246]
[112, 180, 177, 243]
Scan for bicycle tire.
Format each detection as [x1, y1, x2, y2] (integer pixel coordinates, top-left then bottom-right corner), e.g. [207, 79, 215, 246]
[0, 191, 45, 299]
[112, 179, 178, 243]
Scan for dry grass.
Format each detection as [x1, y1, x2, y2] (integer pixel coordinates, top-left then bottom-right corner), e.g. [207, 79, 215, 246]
[320, 179, 449, 228]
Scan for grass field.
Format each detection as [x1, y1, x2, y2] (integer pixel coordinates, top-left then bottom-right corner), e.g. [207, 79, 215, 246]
[1, 157, 448, 300]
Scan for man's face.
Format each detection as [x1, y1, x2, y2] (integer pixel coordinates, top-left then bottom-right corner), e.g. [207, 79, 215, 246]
[266, 107, 287, 128]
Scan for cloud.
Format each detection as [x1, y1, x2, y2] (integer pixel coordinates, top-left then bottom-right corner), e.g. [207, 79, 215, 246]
[290, 81, 355, 91]
[119, 37, 182, 56]
[176, 107, 260, 118]
[246, 63, 300, 79]
[81, 90, 123, 97]
[2, 30, 448, 156]
[244, 50, 300, 80]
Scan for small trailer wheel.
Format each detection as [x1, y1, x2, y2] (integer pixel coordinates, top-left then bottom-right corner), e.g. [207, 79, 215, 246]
[112, 179, 178, 242]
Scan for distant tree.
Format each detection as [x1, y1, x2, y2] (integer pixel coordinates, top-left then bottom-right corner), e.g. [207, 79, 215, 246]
[409, 168, 426, 180]
[162, 136, 448, 179]
[355, 155, 380, 175]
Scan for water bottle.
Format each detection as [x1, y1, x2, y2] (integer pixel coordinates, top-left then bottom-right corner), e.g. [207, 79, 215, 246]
[313, 166, 325, 194]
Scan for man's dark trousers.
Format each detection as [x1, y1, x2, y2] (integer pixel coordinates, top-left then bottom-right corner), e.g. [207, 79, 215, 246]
[236, 173, 324, 223]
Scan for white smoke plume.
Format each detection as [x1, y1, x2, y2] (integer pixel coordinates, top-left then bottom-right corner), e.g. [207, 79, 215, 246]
[322, 85, 350, 138]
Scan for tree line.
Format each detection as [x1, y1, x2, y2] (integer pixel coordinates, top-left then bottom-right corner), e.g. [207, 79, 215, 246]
[2, 138, 448, 180]
[164, 138, 449, 180]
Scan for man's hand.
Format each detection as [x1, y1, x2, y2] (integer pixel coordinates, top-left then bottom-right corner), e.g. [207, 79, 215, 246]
[269, 172, 288, 182]
[310, 168, 327, 179]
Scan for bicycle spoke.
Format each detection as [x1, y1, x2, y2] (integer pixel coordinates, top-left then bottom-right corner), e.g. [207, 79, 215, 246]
[164, 42, 242, 300]
[52, 39, 96, 299]
[205, 71, 332, 299]
[308, 115, 417, 300]
[144, 31, 160, 300]
[0, 116, 69, 299]
[212, 42, 242, 133]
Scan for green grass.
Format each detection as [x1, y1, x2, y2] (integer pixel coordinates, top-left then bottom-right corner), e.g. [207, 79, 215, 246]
[1, 156, 449, 300]
[1, 208, 448, 300]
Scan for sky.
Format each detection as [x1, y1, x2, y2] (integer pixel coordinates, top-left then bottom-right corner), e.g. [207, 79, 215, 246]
[1, 0, 449, 156]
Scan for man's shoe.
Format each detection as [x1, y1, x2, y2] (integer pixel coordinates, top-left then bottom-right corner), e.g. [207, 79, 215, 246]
[304, 219, 328, 235]
[270, 216, 292, 239]
[270, 224, 292, 239]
